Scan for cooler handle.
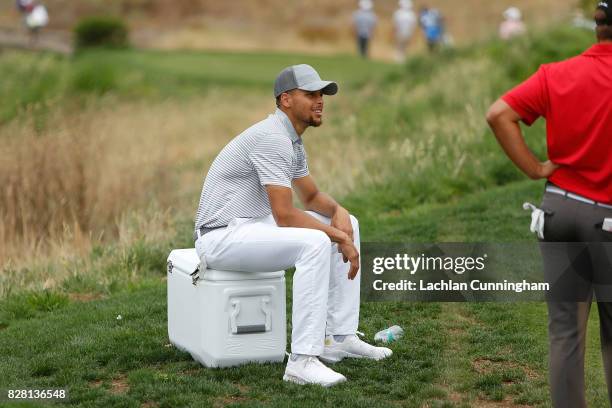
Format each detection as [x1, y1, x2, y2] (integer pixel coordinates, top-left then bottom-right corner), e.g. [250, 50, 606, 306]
[229, 298, 271, 334]
[261, 296, 271, 331]
[230, 300, 241, 334]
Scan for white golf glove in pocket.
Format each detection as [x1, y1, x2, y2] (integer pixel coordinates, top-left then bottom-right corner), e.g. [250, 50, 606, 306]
[523, 202, 546, 240]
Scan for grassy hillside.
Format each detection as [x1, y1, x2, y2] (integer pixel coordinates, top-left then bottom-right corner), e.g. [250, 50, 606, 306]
[0, 25, 606, 407]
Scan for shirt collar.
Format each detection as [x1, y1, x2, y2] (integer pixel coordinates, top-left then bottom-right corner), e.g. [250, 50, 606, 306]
[274, 109, 302, 145]
[582, 43, 612, 57]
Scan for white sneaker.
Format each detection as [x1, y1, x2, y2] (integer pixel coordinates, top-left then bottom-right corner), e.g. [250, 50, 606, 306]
[319, 335, 393, 363]
[283, 354, 347, 387]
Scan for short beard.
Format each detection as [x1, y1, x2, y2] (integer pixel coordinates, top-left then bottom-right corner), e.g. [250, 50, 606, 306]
[307, 118, 322, 128]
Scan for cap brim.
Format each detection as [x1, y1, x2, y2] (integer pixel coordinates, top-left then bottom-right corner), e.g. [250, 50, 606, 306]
[298, 80, 338, 95]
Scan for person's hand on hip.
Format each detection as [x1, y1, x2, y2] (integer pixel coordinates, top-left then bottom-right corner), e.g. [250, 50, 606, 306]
[536, 160, 561, 179]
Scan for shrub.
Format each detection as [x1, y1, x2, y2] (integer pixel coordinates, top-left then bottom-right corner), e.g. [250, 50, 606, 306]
[487, 26, 594, 83]
[74, 16, 129, 49]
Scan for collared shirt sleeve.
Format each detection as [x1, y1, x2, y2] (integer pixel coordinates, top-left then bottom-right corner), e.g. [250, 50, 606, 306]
[502, 65, 549, 126]
[249, 133, 293, 188]
[293, 144, 310, 179]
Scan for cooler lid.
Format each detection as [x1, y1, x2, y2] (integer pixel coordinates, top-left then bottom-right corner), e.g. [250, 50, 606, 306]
[202, 269, 285, 281]
[167, 248, 285, 281]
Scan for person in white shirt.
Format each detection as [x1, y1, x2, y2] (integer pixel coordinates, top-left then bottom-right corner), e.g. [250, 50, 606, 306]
[499, 7, 526, 41]
[393, 0, 417, 62]
[16, 0, 48, 44]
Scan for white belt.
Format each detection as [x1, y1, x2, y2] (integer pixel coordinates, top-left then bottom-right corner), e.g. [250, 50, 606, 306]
[546, 185, 612, 210]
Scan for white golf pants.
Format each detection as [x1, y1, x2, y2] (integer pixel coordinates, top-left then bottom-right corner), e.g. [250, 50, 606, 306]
[194, 211, 361, 356]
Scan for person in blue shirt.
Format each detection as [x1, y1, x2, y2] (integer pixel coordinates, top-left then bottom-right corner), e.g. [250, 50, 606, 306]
[419, 6, 444, 52]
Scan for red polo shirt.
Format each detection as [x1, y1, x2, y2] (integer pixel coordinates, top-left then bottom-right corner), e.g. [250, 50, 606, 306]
[502, 43, 612, 204]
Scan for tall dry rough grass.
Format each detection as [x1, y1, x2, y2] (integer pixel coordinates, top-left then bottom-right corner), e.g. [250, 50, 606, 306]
[306, 113, 387, 197]
[0, 91, 270, 265]
[0, 105, 169, 263]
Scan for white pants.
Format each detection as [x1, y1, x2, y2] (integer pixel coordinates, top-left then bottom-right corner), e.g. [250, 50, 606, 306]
[195, 211, 361, 356]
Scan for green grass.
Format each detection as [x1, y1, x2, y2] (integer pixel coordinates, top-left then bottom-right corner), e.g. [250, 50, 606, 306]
[1, 25, 608, 407]
[0, 48, 398, 125]
[0, 283, 447, 407]
[2, 181, 609, 407]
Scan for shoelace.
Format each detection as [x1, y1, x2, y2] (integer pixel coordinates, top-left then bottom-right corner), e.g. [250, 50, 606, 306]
[287, 353, 324, 368]
[305, 356, 322, 369]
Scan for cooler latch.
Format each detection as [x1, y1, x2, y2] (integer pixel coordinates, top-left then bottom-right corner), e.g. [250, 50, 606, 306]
[190, 265, 200, 286]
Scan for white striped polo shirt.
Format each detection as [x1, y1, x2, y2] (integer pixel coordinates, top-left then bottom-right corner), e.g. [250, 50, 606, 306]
[194, 109, 309, 236]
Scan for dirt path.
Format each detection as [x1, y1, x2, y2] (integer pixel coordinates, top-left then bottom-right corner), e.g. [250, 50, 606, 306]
[0, 26, 72, 55]
[433, 303, 541, 407]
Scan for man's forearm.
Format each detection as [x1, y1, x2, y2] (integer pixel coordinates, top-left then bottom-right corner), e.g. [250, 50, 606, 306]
[303, 191, 341, 218]
[487, 101, 546, 180]
[490, 120, 543, 179]
[276, 207, 347, 243]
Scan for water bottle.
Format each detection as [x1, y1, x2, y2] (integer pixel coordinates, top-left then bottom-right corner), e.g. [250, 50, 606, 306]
[374, 325, 404, 343]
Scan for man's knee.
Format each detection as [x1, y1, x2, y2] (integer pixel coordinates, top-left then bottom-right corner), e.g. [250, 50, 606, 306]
[304, 229, 332, 249]
[305, 210, 331, 225]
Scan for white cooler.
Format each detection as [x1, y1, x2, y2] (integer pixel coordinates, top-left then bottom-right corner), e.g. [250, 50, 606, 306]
[167, 248, 286, 368]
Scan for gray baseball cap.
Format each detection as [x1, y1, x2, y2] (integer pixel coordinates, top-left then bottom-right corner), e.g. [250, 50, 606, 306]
[273, 64, 338, 98]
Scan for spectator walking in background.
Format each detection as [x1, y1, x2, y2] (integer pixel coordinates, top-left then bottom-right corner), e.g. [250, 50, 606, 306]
[419, 6, 444, 52]
[393, 0, 417, 62]
[499, 7, 526, 40]
[352, 0, 377, 58]
[16, 0, 48, 45]
[487, 2, 612, 406]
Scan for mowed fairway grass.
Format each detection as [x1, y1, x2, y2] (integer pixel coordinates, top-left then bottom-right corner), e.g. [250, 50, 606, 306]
[1, 27, 609, 407]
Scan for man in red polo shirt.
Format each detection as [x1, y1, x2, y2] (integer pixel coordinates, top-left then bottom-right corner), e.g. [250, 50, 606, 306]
[486, 3, 612, 407]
